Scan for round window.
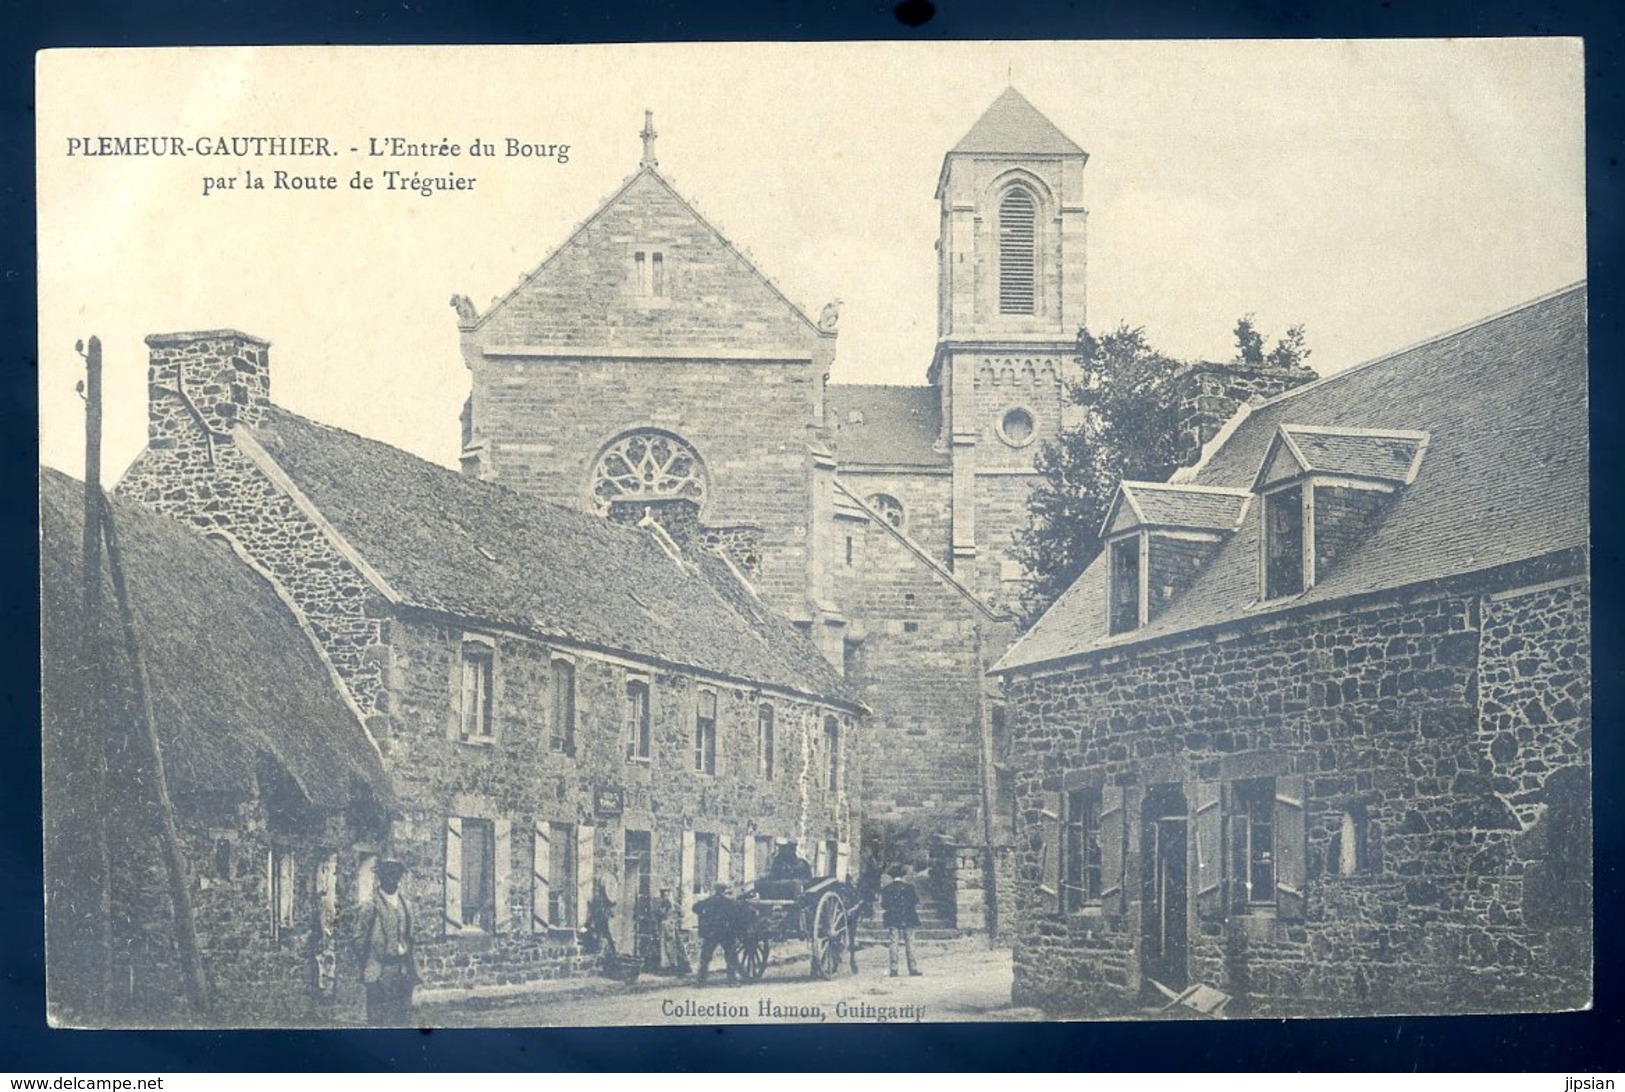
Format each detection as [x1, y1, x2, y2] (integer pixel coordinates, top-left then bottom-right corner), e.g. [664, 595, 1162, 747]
[999, 407, 1036, 447]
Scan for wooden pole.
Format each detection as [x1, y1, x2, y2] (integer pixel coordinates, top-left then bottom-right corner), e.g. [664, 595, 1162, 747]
[80, 336, 114, 1018]
[974, 624, 1000, 945]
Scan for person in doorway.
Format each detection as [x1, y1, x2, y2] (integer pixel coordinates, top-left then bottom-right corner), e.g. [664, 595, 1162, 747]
[880, 865, 922, 977]
[356, 859, 419, 1024]
[693, 883, 742, 986]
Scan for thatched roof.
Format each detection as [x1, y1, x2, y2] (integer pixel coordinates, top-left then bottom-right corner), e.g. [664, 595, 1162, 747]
[40, 467, 391, 812]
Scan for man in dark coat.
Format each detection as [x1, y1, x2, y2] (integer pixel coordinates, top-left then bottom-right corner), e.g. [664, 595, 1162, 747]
[880, 865, 922, 977]
[693, 883, 743, 985]
[356, 859, 419, 1024]
[768, 840, 813, 883]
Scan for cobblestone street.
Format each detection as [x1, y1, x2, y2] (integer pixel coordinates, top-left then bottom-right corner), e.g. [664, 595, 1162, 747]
[419, 937, 1034, 1027]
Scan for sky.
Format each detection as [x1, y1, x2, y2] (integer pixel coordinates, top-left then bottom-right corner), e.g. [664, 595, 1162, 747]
[37, 40, 1586, 480]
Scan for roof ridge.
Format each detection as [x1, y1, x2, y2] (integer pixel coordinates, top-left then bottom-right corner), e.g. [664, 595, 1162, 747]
[1123, 481, 1252, 497]
[1245, 281, 1587, 417]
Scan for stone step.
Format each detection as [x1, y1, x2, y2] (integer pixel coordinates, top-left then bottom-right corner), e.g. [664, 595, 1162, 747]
[855, 927, 964, 943]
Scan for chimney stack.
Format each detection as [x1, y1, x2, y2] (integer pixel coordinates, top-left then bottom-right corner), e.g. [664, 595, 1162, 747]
[144, 330, 271, 450]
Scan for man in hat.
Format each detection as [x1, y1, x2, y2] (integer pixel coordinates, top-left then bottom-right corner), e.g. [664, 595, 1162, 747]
[356, 859, 419, 1024]
[767, 839, 813, 883]
[880, 865, 922, 977]
[692, 883, 742, 986]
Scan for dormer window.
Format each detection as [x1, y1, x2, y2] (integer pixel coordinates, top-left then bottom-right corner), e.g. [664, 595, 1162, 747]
[1253, 425, 1428, 602]
[1108, 535, 1145, 635]
[1101, 482, 1251, 634]
[1262, 485, 1306, 599]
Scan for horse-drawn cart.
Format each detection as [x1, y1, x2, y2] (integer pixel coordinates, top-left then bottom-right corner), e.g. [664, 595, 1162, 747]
[727, 876, 864, 981]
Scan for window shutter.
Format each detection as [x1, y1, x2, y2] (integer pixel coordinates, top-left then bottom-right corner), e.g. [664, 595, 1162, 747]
[836, 840, 851, 883]
[718, 833, 732, 887]
[531, 822, 551, 931]
[742, 834, 756, 886]
[576, 824, 596, 930]
[1098, 785, 1126, 916]
[1275, 774, 1307, 921]
[492, 819, 511, 935]
[1194, 782, 1224, 919]
[444, 817, 463, 933]
[1038, 795, 1061, 911]
[680, 830, 697, 929]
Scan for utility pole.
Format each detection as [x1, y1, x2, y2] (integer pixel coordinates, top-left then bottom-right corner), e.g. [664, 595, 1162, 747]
[78, 336, 114, 1018]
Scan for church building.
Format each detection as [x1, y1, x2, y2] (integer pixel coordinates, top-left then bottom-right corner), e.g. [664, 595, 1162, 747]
[450, 90, 1306, 928]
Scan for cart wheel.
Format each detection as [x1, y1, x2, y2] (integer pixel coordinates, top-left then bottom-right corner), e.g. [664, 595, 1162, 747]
[733, 935, 770, 982]
[809, 891, 849, 979]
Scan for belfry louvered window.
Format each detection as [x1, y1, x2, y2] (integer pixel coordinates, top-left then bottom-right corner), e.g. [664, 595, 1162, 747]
[998, 188, 1037, 314]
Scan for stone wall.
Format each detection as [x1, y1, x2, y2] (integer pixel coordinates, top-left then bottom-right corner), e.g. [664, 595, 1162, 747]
[1003, 569, 1591, 1016]
[384, 616, 854, 990]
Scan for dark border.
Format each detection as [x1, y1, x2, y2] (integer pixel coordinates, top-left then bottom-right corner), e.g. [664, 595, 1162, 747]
[6, 0, 1622, 1072]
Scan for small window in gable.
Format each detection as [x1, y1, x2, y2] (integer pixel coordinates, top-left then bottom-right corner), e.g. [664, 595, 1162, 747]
[1263, 486, 1306, 599]
[633, 249, 667, 298]
[1108, 536, 1144, 635]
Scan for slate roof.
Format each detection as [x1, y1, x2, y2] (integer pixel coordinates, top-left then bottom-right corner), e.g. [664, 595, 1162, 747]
[949, 87, 1086, 157]
[826, 385, 947, 468]
[1107, 482, 1251, 537]
[998, 283, 1588, 673]
[40, 467, 390, 811]
[1258, 426, 1427, 488]
[249, 407, 860, 708]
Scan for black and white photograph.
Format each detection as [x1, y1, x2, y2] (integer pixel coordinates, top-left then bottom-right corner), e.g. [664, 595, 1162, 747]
[35, 40, 1589, 1029]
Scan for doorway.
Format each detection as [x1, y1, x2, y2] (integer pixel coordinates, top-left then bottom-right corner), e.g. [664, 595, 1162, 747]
[1140, 783, 1189, 991]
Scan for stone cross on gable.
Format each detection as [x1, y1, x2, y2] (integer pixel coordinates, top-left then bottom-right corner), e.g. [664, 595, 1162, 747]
[640, 110, 658, 169]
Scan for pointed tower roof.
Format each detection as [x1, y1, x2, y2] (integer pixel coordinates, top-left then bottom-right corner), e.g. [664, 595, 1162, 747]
[949, 87, 1085, 156]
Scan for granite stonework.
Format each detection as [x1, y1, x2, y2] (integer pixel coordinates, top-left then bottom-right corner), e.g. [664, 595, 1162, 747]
[1004, 563, 1591, 1017]
[118, 330, 857, 1006]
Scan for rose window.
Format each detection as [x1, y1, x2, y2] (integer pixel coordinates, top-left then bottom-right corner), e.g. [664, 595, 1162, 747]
[591, 430, 707, 511]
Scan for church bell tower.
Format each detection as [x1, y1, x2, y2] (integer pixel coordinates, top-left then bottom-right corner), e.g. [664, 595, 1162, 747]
[931, 87, 1089, 601]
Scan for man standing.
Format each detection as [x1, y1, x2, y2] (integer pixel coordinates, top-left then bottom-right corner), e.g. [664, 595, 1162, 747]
[880, 865, 922, 978]
[356, 859, 419, 1025]
[693, 883, 741, 986]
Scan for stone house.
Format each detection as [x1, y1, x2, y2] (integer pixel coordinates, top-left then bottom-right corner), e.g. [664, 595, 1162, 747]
[449, 91, 1312, 926]
[41, 467, 392, 1027]
[116, 329, 864, 999]
[992, 284, 1590, 1015]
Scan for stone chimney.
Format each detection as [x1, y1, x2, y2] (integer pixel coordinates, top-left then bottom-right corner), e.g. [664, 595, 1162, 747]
[144, 330, 271, 451]
[1171, 359, 1318, 468]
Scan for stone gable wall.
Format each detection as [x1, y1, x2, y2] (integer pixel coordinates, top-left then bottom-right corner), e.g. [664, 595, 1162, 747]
[1173, 362, 1320, 468]
[477, 171, 817, 351]
[468, 354, 819, 616]
[1004, 574, 1590, 1016]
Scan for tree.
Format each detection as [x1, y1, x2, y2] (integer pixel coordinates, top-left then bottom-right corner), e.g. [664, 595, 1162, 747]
[1010, 323, 1184, 623]
[1011, 318, 1311, 626]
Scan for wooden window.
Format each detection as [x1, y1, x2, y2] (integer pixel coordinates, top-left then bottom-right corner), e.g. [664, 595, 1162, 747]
[460, 818, 498, 932]
[1229, 779, 1276, 911]
[823, 715, 841, 792]
[694, 690, 717, 774]
[1063, 788, 1102, 910]
[1264, 486, 1306, 599]
[651, 252, 665, 296]
[998, 188, 1037, 315]
[625, 678, 651, 760]
[1109, 536, 1144, 635]
[459, 642, 494, 741]
[551, 659, 576, 755]
[757, 704, 775, 780]
[546, 821, 578, 928]
[269, 846, 295, 942]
